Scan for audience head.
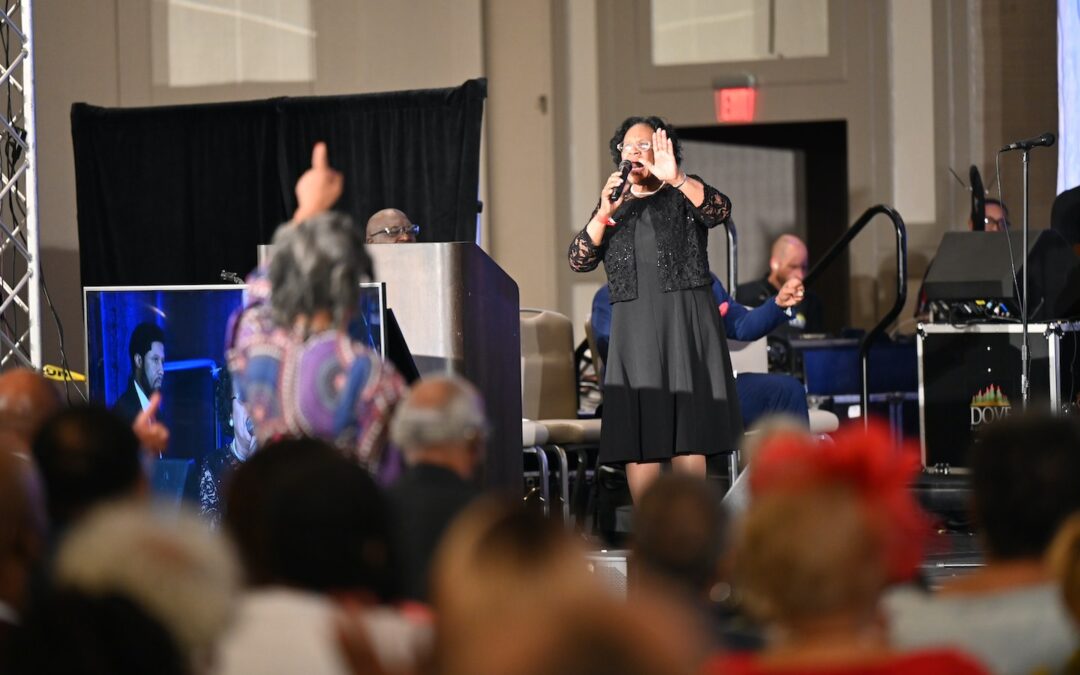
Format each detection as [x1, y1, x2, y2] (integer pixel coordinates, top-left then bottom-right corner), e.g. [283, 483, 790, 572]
[366, 208, 418, 243]
[435, 502, 585, 615]
[0, 368, 61, 444]
[32, 404, 147, 533]
[128, 322, 166, 393]
[50, 502, 239, 669]
[433, 499, 708, 675]
[432, 499, 595, 617]
[632, 473, 728, 599]
[224, 437, 398, 599]
[736, 423, 928, 625]
[0, 442, 47, 613]
[969, 411, 1080, 561]
[768, 234, 809, 287]
[1048, 513, 1080, 624]
[390, 375, 487, 478]
[431, 499, 645, 673]
[268, 211, 372, 329]
[452, 591, 703, 675]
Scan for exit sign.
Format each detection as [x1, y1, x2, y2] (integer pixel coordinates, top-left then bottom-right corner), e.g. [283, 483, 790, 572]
[714, 87, 757, 123]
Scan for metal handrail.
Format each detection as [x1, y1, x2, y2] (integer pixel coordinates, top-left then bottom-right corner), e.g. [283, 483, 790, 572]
[803, 205, 907, 426]
[719, 216, 737, 293]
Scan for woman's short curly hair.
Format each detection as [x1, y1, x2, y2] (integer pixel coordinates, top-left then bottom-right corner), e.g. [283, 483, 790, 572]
[268, 212, 373, 329]
[608, 116, 683, 167]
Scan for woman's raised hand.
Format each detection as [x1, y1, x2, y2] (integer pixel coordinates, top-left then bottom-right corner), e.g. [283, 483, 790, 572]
[293, 142, 344, 223]
[640, 128, 681, 184]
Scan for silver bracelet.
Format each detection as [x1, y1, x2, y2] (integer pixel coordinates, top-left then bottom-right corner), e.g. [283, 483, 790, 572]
[671, 175, 688, 190]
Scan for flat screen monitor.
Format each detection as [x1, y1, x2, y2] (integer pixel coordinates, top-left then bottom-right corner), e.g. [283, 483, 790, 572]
[84, 282, 387, 500]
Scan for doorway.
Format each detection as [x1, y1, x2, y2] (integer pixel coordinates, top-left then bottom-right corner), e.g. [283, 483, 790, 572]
[679, 120, 848, 332]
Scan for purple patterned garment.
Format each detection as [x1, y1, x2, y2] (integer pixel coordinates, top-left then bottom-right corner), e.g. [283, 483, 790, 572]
[226, 269, 406, 472]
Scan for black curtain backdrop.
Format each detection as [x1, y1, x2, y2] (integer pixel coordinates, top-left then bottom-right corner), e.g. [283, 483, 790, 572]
[72, 79, 486, 287]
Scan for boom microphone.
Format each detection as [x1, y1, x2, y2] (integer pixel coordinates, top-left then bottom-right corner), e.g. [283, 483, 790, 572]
[1000, 132, 1056, 153]
[610, 160, 632, 203]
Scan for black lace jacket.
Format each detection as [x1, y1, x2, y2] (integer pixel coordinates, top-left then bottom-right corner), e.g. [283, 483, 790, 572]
[568, 176, 732, 302]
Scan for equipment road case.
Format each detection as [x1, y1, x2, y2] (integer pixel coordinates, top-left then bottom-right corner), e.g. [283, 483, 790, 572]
[917, 322, 1079, 473]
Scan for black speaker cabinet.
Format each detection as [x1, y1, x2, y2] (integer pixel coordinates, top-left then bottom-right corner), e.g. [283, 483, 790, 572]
[917, 322, 1080, 473]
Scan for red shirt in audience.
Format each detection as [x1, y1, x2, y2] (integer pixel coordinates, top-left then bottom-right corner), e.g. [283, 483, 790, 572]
[705, 649, 989, 675]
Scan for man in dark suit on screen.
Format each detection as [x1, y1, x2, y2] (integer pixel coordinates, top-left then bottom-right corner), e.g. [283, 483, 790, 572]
[112, 322, 165, 425]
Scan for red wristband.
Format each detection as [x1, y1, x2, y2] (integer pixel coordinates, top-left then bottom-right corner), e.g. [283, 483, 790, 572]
[598, 215, 615, 227]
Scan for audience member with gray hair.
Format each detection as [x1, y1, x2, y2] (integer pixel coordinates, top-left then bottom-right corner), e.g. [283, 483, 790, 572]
[388, 375, 486, 601]
[268, 211, 372, 331]
[227, 143, 405, 476]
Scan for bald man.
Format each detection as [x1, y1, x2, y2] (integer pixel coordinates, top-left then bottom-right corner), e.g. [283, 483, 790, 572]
[736, 234, 824, 335]
[387, 376, 485, 600]
[0, 438, 47, 655]
[0, 369, 61, 446]
[365, 208, 418, 244]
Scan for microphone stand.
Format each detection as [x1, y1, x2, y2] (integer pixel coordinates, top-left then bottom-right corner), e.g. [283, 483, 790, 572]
[998, 132, 1053, 409]
[1020, 148, 1030, 408]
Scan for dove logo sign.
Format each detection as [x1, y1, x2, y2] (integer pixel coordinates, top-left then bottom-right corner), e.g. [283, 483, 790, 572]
[970, 385, 1012, 428]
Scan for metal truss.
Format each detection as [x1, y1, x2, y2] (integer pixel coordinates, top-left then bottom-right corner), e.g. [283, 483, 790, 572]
[0, 0, 39, 369]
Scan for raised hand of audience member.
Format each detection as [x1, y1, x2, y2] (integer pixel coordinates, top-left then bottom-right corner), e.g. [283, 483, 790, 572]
[132, 392, 169, 455]
[293, 141, 344, 223]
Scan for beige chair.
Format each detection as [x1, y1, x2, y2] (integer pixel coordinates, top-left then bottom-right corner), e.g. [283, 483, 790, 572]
[521, 419, 551, 515]
[520, 309, 602, 523]
[728, 338, 768, 376]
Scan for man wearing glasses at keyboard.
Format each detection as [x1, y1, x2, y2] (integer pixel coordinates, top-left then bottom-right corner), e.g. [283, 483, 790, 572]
[366, 208, 420, 244]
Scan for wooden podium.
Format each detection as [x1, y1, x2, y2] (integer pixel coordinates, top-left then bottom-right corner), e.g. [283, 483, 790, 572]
[368, 243, 522, 491]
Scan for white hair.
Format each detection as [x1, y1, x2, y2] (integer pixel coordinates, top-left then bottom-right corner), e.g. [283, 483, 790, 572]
[390, 376, 488, 460]
[53, 501, 240, 659]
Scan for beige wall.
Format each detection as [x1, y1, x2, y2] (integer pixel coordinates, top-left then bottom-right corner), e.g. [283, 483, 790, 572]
[25, 0, 1063, 376]
[981, 0, 1058, 235]
[483, 0, 560, 311]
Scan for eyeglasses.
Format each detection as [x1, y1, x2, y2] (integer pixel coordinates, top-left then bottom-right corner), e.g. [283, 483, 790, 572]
[984, 216, 1008, 229]
[617, 140, 652, 153]
[369, 224, 420, 240]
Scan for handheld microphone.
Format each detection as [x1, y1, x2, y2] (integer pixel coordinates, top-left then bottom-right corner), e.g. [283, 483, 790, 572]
[1000, 132, 1056, 153]
[610, 160, 632, 203]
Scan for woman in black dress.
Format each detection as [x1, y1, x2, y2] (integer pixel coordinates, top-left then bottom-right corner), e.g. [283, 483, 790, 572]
[569, 117, 803, 500]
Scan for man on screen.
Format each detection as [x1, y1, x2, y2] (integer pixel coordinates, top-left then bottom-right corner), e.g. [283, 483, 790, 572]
[113, 322, 165, 424]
